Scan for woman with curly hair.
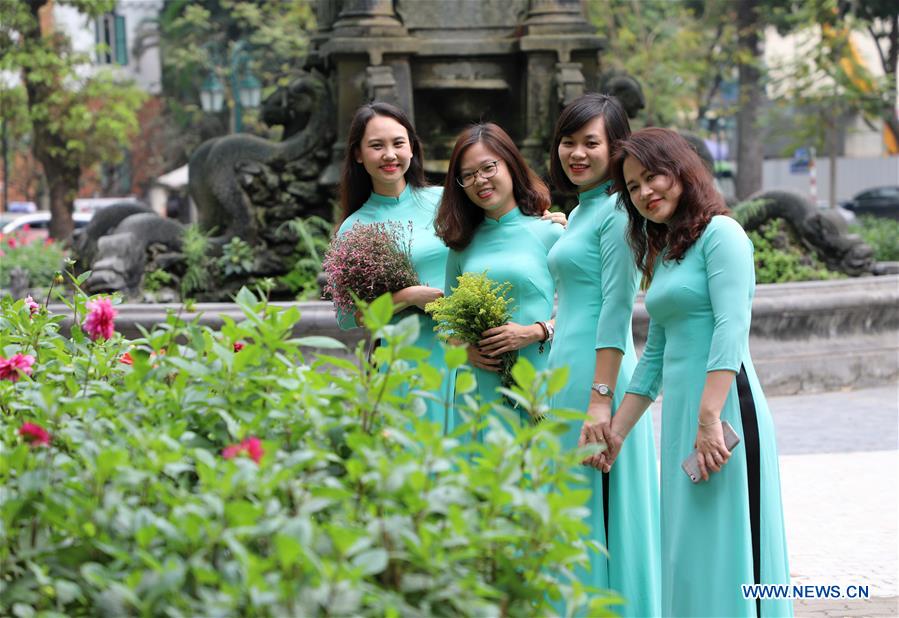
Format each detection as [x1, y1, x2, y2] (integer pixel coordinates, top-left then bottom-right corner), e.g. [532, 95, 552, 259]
[602, 128, 791, 617]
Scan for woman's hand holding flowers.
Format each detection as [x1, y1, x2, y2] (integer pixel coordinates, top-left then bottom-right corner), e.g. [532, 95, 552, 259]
[478, 322, 544, 356]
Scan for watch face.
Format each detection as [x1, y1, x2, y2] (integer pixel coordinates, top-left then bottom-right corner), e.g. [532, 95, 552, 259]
[594, 384, 611, 396]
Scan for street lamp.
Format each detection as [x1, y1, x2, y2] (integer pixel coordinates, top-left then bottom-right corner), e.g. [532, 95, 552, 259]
[198, 40, 261, 133]
[199, 73, 225, 113]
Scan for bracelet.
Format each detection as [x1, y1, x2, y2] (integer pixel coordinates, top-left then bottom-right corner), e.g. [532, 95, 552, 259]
[535, 321, 549, 354]
[698, 418, 721, 428]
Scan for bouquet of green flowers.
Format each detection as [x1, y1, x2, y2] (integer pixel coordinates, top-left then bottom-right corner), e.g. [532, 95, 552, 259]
[426, 271, 517, 391]
[323, 221, 419, 315]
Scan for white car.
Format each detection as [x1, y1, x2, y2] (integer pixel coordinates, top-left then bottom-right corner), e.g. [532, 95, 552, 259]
[1, 211, 93, 242]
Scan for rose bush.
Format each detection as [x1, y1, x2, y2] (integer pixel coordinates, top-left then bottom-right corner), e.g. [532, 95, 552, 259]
[0, 285, 617, 616]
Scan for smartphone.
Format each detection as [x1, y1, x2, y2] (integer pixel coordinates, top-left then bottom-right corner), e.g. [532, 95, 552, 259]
[681, 420, 741, 483]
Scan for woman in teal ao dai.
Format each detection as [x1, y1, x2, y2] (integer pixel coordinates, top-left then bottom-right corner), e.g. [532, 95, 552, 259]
[334, 102, 453, 430]
[434, 122, 563, 416]
[604, 128, 791, 617]
[546, 94, 660, 617]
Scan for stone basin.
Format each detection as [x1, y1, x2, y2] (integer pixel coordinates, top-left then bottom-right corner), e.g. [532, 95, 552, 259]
[45, 275, 898, 397]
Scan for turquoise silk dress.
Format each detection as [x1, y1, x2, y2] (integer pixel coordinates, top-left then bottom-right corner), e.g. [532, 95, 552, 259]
[627, 215, 792, 617]
[546, 183, 661, 617]
[444, 207, 563, 414]
[336, 185, 454, 431]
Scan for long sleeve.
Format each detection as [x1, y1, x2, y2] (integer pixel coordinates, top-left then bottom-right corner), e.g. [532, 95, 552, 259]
[595, 208, 639, 352]
[627, 317, 666, 400]
[443, 248, 462, 295]
[704, 217, 754, 372]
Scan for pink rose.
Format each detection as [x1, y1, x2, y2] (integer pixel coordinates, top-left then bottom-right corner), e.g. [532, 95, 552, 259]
[25, 295, 40, 317]
[19, 422, 51, 446]
[0, 353, 35, 382]
[84, 297, 118, 341]
[221, 436, 264, 464]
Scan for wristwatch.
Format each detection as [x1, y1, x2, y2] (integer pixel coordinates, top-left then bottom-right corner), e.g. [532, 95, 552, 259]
[544, 320, 555, 341]
[591, 383, 614, 398]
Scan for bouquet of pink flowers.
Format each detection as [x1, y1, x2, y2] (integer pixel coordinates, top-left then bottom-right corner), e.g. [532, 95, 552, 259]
[322, 221, 419, 315]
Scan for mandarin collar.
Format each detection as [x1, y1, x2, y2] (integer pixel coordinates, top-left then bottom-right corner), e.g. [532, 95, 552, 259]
[578, 180, 614, 205]
[483, 206, 525, 226]
[367, 184, 412, 208]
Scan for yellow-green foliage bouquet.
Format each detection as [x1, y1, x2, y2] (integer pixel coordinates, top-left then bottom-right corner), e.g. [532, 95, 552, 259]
[426, 272, 516, 390]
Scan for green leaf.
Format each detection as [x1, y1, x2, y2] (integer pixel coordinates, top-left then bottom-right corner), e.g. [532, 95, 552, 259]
[546, 365, 570, 396]
[511, 356, 537, 390]
[364, 293, 394, 330]
[291, 336, 346, 350]
[351, 548, 389, 575]
[455, 371, 476, 394]
[443, 344, 467, 369]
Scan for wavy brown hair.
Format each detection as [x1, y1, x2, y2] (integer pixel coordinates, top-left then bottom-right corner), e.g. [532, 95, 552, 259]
[610, 127, 730, 281]
[338, 102, 427, 225]
[435, 123, 550, 251]
[549, 93, 631, 194]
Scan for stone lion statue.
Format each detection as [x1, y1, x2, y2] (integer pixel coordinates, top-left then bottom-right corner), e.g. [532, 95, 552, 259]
[188, 70, 332, 244]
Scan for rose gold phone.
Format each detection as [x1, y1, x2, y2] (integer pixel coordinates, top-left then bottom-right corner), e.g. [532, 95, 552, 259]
[681, 421, 741, 483]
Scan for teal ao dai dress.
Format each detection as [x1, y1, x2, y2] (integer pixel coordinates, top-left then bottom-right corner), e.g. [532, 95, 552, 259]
[546, 182, 661, 618]
[626, 215, 791, 617]
[336, 185, 454, 431]
[444, 207, 563, 415]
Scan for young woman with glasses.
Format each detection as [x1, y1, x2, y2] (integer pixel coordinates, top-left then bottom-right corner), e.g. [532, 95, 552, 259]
[434, 122, 564, 417]
[602, 128, 791, 617]
[546, 94, 661, 617]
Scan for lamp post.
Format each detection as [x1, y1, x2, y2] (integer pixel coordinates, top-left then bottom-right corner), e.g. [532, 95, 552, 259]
[199, 40, 261, 133]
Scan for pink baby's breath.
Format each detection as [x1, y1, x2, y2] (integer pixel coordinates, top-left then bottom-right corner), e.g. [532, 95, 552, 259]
[322, 221, 419, 315]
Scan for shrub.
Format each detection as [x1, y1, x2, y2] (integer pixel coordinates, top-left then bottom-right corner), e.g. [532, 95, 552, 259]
[850, 215, 899, 262]
[179, 225, 214, 298]
[0, 287, 617, 616]
[218, 237, 256, 278]
[278, 215, 332, 300]
[0, 233, 65, 289]
[746, 218, 844, 283]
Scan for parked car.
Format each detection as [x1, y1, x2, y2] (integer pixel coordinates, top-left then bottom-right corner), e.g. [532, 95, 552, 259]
[0, 211, 93, 244]
[841, 186, 899, 220]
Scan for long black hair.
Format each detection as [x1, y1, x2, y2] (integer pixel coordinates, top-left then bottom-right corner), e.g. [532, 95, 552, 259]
[338, 102, 427, 224]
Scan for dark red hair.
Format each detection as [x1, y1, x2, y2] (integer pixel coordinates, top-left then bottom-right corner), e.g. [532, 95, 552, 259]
[610, 127, 730, 280]
[435, 123, 550, 251]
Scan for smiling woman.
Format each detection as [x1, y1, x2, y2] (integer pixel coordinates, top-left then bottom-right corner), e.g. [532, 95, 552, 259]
[435, 123, 563, 420]
[334, 102, 454, 431]
[604, 128, 792, 617]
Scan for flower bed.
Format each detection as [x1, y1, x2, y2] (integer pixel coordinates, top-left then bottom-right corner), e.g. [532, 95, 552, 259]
[0, 285, 615, 616]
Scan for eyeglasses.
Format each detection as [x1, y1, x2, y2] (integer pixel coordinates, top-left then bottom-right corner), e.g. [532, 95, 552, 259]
[456, 160, 499, 188]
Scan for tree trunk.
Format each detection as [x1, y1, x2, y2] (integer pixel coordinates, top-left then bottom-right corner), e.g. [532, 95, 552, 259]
[45, 161, 78, 240]
[735, 0, 763, 200]
[21, 0, 77, 239]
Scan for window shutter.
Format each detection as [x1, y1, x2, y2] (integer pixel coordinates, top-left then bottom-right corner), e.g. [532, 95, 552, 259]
[95, 17, 102, 63]
[114, 15, 127, 65]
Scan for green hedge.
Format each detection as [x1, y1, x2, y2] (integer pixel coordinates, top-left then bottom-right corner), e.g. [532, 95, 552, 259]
[0, 287, 617, 617]
[850, 215, 899, 262]
[746, 219, 844, 284]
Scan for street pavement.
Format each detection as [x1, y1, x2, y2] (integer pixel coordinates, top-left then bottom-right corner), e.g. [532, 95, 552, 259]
[649, 383, 899, 617]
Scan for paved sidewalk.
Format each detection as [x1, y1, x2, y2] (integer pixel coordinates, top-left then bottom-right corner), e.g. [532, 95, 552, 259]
[649, 383, 899, 616]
